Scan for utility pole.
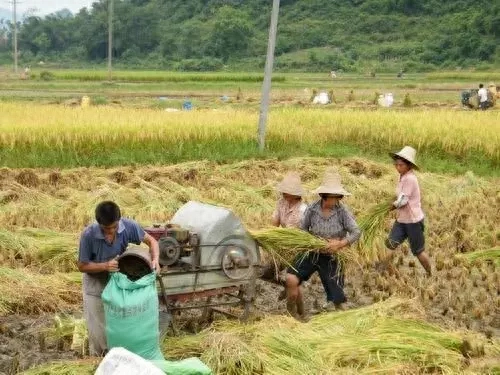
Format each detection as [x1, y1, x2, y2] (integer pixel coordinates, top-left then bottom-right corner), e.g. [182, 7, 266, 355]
[108, 0, 113, 81]
[12, 0, 18, 73]
[257, 0, 280, 152]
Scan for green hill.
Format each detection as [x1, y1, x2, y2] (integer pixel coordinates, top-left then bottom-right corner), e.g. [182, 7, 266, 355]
[3, 0, 500, 71]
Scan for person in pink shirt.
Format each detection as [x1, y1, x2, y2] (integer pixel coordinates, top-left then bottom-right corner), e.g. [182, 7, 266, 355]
[384, 146, 432, 276]
[260, 172, 307, 301]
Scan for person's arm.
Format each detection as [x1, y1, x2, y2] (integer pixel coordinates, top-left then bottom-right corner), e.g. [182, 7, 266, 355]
[78, 260, 118, 273]
[77, 233, 119, 273]
[394, 176, 415, 209]
[143, 232, 160, 273]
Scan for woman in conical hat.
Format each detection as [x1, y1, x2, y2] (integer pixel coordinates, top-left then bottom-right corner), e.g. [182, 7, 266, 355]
[381, 146, 432, 276]
[260, 172, 308, 302]
[285, 169, 361, 316]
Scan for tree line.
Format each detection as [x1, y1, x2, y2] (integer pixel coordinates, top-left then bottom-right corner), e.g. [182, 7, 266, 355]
[1, 0, 499, 71]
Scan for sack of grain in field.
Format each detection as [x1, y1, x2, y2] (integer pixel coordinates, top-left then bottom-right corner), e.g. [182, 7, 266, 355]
[102, 272, 164, 361]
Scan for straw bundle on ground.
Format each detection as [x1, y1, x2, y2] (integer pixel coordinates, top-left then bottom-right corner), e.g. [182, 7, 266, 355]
[0, 268, 81, 315]
[162, 298, 497, 375]
[21, 360, 98, 375]
[456, 247, 500, 266]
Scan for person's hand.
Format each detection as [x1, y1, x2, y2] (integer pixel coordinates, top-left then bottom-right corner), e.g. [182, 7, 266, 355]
[151, 258, 161, 273]
[326, 239, 344, 253]
[106, 257, 119, 272]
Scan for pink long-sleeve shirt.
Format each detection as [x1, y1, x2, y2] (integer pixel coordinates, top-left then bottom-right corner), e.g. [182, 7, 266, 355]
[396, 171, 425, 224]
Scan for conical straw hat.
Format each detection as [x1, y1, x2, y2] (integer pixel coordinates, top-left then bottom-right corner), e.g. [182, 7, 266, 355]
[313, 169, 351, 196]
[389, 146, 419, 169]
[276, 172, 305, 197]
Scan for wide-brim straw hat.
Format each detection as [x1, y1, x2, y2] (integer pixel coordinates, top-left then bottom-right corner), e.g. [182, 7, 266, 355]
[276, 172, 305, 197]
[313, 169, 351, 196]
[389, 146, 419, 170]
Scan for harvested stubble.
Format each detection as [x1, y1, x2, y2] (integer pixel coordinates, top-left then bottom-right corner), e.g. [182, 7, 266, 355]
[0, 268, 81, 315]
[163, 298, 496, 375]
[455, 248, 500, 266]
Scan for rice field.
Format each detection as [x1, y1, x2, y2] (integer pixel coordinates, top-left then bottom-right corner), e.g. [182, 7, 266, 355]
[0, 71, 499, 373]
[0, 103, 498, 173]
[34, 70, 287, 83]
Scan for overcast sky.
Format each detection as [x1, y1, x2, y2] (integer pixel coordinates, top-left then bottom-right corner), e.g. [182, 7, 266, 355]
[18, 0, 94, 15]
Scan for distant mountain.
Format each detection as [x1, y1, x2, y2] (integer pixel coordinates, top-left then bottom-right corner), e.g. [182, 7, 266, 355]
[0, 8, 11, 22]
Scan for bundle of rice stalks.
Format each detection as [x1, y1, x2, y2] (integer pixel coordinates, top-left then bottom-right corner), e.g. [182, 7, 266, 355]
[455, 247, 500, 266]
[21, 360, 98, 375]
[0, 268, 81, 315]
[250, 227, 328, 265]
[357, 200, 393, 260]
[358, 200, 393, 247]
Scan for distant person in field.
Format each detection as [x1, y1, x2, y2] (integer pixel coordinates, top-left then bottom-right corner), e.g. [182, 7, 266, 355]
[285, 169, 361, 318]
[478, 83, 488, 110]
[77, 201, 160, 356]
[381, 146, 432, 276]
[260, 172, 307, 301]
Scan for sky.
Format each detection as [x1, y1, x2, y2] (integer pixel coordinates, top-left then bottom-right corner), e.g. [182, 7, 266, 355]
[18, 0, 94, 15]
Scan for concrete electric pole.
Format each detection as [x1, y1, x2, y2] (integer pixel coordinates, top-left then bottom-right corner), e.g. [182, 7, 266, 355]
[257, 0, 280, 152]
[108, 0, 113, 80]
[12, 0, 18, 73]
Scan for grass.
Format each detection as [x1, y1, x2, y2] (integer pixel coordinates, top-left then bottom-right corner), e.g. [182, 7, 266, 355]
[0, 103, 498, 175]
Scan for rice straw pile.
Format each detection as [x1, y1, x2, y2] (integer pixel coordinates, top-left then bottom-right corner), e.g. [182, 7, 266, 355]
[455, 247, 500, 266]
[0, 228, 78, 272]
[0, 267, 81, 315]
[162, 298, 497, 375]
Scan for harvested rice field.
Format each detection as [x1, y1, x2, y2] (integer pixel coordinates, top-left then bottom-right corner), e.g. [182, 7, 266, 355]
[0, 156, 499, 374]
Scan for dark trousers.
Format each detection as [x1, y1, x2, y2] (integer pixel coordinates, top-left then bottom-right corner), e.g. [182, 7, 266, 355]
[288, 253, 346, 304]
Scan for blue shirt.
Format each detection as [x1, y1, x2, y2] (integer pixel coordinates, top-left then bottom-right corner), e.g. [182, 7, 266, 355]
[79, 218, 145, 296]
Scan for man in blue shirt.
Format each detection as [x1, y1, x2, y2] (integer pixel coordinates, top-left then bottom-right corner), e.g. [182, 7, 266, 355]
[78, 201, 160, 356]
